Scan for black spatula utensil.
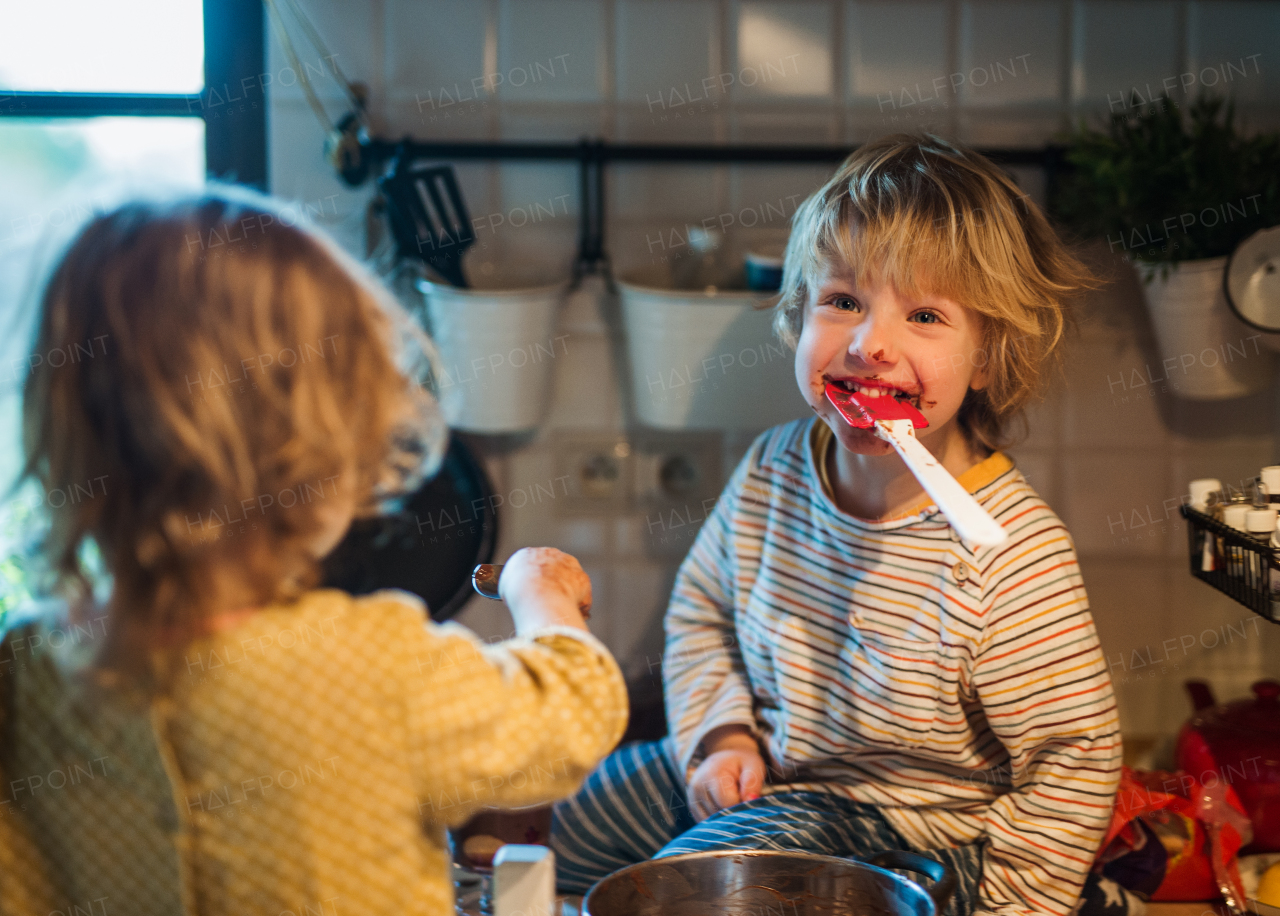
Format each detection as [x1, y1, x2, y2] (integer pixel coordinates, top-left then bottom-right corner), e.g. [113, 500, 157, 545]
[379, 153, 475, 287]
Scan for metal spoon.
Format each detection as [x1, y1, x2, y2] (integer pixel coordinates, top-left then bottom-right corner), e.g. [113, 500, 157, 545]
[471, 564, 502, 599]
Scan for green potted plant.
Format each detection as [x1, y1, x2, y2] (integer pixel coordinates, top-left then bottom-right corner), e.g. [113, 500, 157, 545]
[1053, 95, 1280, 399]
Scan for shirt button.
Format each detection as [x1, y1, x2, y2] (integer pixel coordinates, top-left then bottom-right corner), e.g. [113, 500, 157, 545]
[951, 561, 970, 583]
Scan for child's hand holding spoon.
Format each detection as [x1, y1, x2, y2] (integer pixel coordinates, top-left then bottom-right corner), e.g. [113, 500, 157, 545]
[472, 548, 592, 629]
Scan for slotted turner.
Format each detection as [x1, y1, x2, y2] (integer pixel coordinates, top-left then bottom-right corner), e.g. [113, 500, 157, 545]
[825, 381, 1008, 547]
[379, 153, 475, 287]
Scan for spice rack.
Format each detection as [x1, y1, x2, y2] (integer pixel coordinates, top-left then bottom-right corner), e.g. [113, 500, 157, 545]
[1181, 505, 1279, 623]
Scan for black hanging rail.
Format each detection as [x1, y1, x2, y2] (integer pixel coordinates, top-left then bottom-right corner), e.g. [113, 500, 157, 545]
[330, 119, 1067, 276]
[348, 136, 1057, 166]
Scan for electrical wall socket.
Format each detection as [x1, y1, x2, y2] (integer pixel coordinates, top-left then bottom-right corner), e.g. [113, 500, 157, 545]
[552, 434, 635, 512]
[631, 432, 723, 509]
[550, 432, 726, 543]
[629, 432, 725, 558]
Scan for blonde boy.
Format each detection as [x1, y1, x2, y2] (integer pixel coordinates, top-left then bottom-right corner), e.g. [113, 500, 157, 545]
[552, 134, 1122, 916]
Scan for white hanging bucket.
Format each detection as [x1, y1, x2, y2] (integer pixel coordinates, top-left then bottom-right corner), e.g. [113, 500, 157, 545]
[418, 279, 566, 433]
[1137, 257, 1274, 400]
[618, 279, 808, 430]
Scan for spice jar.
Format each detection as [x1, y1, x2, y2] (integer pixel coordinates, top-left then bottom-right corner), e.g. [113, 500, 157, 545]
[1262, 467, 1280, 506]
[1222, 502, 1252, 576]
[1248, 507, 1279, 539]
[1189, 478, 1222, 572]
[1246, 508, 1278, 584]
[1270, 519, 1280, 618]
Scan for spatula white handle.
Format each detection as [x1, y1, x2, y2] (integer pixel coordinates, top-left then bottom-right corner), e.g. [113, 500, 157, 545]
[875, 420, 1009, 547]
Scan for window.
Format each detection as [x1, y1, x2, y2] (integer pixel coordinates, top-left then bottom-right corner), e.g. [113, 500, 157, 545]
[0, 1, 204, 94]
[0, 0, 264, 612]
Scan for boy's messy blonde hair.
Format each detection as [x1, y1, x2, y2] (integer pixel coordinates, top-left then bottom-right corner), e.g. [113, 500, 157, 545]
[776, 132, 1100, 451]
[21, 187, 445, 675]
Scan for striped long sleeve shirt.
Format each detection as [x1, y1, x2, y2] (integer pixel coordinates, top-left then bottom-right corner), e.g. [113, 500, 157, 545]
[663, 418, 1122, 916]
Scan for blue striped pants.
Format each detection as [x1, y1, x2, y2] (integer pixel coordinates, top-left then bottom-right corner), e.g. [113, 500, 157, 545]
[550, 738, 984, 916]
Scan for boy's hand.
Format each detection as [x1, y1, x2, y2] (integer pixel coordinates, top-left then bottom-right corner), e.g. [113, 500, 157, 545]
[687, 725, 766, 821]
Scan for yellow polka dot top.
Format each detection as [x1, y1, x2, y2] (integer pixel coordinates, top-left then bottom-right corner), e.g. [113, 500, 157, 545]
[0, 588, 628, 915]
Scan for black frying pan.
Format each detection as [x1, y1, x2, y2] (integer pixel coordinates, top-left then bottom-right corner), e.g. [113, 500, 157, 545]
[320, 434, 498, 621]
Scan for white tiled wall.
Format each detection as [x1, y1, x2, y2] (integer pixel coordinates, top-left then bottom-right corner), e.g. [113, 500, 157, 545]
[1070, 1, 1180, 107]
[268, 0, 1280, 742]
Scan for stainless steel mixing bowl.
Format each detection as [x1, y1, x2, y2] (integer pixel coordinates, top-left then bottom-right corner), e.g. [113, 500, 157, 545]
[582, 849, 956, 916]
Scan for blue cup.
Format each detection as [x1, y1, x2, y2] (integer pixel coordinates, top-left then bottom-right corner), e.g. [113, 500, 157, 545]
[744, 252, 784, 292]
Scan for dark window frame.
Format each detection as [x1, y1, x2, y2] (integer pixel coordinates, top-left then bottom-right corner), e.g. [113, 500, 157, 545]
[0, 0, 266, 189]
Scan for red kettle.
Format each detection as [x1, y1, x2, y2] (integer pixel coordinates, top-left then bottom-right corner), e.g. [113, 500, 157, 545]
[1176, 679, 1280, 853]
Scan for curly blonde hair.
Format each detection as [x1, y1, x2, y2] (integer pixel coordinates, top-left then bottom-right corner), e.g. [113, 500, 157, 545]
[21, 187, 445, 677]
[775, 133, 1101, 451]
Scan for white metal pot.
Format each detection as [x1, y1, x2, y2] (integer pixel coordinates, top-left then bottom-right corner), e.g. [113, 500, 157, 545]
[418, 279, 566, 434]
[1137, 256, 1274, 400]
[617, 279, 808, 430]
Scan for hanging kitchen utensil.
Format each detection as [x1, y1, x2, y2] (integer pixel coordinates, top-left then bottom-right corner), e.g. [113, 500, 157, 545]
[264, 0, 366, 135]
[1224, 225, 1280, 334]
[378, 152, 475, 287]
[320, 435, 497, 621]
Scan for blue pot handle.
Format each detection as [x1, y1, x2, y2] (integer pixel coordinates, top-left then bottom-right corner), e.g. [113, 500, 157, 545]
[865, 850, 957, 913]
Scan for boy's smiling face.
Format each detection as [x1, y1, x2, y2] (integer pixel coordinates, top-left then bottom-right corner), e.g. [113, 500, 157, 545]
[796, 262, 988, 457]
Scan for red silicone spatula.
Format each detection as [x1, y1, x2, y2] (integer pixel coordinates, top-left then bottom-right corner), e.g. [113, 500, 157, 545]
[825, 380, 929, 429]
[824, 381, 1007, 546]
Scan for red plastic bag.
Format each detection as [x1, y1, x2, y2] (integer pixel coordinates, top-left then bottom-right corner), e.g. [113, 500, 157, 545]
[1097, 766, 1253, 911]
